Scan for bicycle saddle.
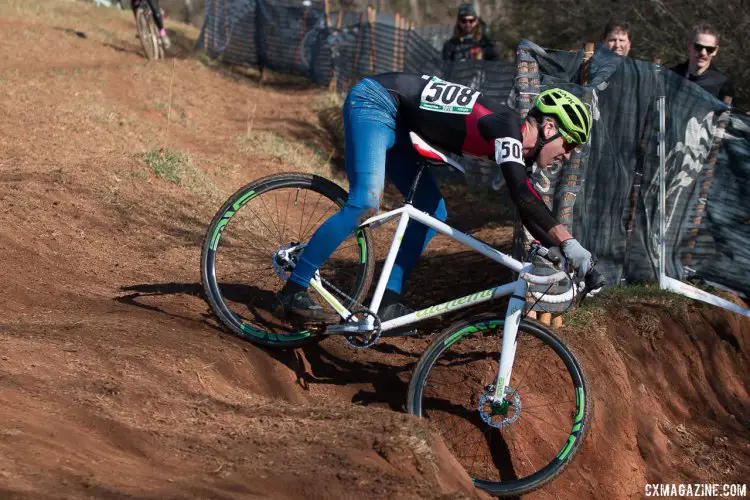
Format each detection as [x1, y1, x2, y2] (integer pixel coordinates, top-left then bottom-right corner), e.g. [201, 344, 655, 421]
[409, 132, 466, 173]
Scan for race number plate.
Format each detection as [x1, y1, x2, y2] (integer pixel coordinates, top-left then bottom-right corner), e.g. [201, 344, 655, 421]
[419, 76, 481, 114]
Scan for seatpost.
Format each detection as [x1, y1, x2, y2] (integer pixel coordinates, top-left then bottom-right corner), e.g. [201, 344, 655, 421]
[405, 160, 426, 205]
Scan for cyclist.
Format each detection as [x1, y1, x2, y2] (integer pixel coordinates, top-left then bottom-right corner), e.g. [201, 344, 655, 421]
[275, 72, 594, 329]
[132, 0, 171, 49]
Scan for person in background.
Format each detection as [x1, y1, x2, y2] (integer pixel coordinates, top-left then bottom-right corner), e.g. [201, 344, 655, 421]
[132, 0, 171, 49]
[671, 23, 734, 103]
[442, 3, 497, 62]
[602, 20, 632, 57]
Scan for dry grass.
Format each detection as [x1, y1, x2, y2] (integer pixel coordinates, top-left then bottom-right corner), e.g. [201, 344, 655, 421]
[234, 130, 334, 178]
[563, 283, 692, 329]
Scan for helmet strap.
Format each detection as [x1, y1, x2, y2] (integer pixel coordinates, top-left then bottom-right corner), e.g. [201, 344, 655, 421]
[525, 122, 561, 169]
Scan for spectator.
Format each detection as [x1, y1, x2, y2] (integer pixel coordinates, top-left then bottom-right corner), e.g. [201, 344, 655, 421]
[671, 23, 734, 103]
[442, 3, 497, 62]
[602, 20, 632, 57]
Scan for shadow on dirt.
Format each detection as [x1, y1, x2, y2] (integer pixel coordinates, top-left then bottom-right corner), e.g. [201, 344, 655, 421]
[277, 342, 417, 412]
[115, 282, 222, 328]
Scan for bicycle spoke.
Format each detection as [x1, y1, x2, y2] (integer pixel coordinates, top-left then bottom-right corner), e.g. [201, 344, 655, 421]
[413, 322, 588, 495]
[281, 190, 291, 245]
[522, 399, 575, 411]
[504, 424, 536, 474]
[518, 408, 571, 436]
[295, 188, 310, 243]
[301, 199, 337, 242]
[257, 191, 283, 246]
[299, 191, 323, 242]
[204, 176, 371, 349]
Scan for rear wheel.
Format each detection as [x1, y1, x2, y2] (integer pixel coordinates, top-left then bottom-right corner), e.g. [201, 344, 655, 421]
[407, 316, 590, 496]
[201, 173, 375, 348]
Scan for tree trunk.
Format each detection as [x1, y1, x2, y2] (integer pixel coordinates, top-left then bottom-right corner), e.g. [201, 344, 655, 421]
[183, 0, 194, 24]
[408, 0, 420, 23]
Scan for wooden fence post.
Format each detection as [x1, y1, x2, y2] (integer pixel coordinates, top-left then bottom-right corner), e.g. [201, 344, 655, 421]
[405, 21, 413, 72]
[580, 41, 595, 85]
[683, 94, 733, 267]
[294, 3, 310, 65]
[325, 0, 337, 91]
[203, 1, 210, 50]
[367, 6, 377, 74]
[392, 13, 401, 72]
[350, 11, 364, 88]
[536, 41, 596, 329]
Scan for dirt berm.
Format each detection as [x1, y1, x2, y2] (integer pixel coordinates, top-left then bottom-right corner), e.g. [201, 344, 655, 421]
[0, 1, 748, 498]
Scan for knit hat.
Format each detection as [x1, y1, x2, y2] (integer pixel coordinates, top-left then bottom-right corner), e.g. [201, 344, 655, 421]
[457, 3, 477, 18]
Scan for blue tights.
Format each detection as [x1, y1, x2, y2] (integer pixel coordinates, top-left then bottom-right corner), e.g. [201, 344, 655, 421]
[289, 78, 447, 295]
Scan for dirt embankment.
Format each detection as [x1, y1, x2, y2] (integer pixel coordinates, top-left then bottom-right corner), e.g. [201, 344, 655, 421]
[0, 1, 748, 499]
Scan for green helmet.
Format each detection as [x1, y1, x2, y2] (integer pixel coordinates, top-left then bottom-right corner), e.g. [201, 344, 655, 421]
[533, 89, 591, 145]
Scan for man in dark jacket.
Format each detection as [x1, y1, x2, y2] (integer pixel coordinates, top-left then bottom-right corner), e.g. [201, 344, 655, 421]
[442, 4, 497, 62]
[671, 23, 734, 103]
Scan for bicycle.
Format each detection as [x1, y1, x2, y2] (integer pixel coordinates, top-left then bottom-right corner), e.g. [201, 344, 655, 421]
[135, 0, 164, 60]
[200, 131, 605, 496]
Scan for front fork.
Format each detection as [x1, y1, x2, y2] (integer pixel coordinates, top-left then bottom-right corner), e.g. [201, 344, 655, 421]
[488, 275, 528, 403]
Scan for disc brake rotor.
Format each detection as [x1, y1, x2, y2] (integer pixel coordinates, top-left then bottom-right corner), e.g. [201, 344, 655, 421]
[478, 386, 522, 429]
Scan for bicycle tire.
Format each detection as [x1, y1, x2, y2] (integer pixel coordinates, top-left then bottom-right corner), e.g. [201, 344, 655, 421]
[136, 7, 163, 60]
[201, 172, 375, 348]
[407, 315, 590, 497]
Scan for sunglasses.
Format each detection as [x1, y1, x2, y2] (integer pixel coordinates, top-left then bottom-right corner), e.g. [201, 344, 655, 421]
[459, 17, 477, 24]
[553, 127, 582, 154]
[693, 43, 717, 55]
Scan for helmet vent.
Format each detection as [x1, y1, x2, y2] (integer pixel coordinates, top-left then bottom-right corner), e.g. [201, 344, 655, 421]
[575, 104, 590, 133]
[563, 104, 582, 128]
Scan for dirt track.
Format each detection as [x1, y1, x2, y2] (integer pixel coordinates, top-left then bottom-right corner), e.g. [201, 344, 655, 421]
[1, 1, 749, 498]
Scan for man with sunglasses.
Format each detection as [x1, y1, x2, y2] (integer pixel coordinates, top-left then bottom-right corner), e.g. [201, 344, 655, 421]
[274, 73, 595, 331]
[671, 23, 734, 103]
[442, 4, 497, 62]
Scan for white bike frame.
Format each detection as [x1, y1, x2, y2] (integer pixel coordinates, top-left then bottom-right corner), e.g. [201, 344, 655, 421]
[306, 202, 569, 403]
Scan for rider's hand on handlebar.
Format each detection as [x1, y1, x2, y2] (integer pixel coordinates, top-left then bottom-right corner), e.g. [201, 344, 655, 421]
[560, 238, 593, 279]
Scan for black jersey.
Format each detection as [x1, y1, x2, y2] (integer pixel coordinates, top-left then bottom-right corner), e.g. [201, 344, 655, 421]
[671, 62, 735, 102]
[370, 72, 524, 166]
[369, 72, 561, 244]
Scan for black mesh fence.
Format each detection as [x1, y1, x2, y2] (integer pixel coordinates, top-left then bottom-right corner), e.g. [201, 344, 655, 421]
[196, 0, 512, 100]
[196, 0, 517, 187]
[197, 2, 750, 299]
[514, 40, 750, 298]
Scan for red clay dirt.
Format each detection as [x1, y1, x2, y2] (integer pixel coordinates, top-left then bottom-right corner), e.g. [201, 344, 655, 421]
[1, 1, 749, 499]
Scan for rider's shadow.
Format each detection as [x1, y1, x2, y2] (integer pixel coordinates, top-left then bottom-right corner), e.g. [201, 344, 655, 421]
[268, 340, 419, 412]
[115, 281, 418, 411]
[115, 281, 219, 324]
[116, 281, 284, 331]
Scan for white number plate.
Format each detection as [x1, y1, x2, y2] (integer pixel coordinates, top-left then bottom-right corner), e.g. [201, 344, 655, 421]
[419, 76, 481, 115]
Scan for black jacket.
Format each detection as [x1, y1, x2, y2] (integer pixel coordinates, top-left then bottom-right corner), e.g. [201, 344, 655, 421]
[442, 35, 498, 62]
[671, 61, 735, 102]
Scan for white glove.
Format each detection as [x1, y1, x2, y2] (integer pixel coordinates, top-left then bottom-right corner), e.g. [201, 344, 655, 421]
[561, 239, 593, 279]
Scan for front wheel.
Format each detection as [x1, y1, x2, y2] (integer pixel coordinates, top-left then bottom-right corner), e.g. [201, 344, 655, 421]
[136, 8, 164, 60]
[201, 173, 375, 349]
[407, 316, 590, 497]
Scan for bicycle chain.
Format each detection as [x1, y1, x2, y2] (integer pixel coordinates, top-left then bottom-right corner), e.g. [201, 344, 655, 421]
[316, 275, 382, 349]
